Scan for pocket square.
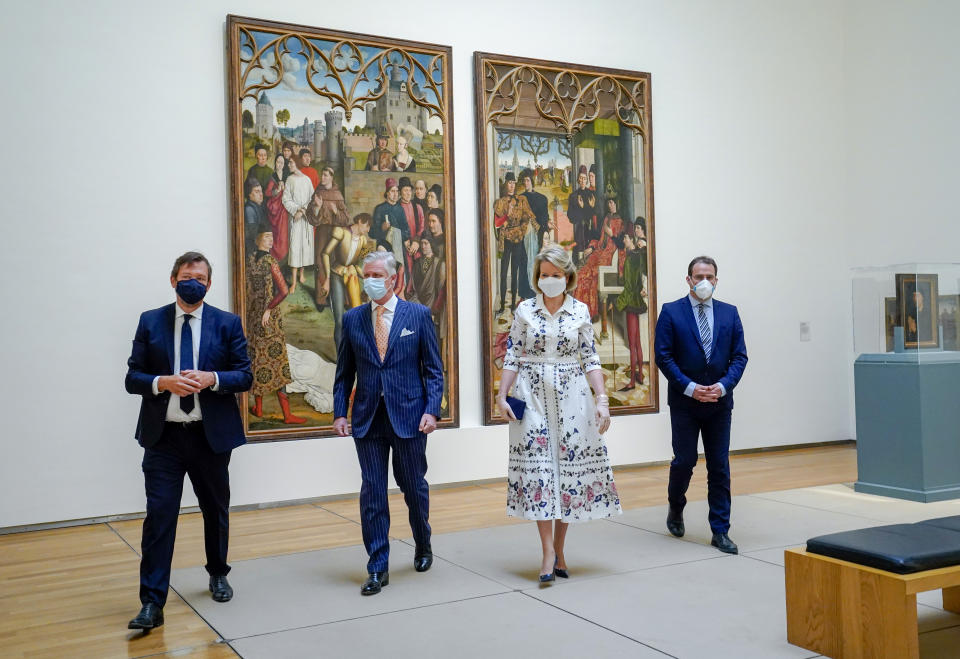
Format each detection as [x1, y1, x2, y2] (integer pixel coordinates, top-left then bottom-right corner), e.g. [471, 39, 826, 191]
[400, 328, 415, 337]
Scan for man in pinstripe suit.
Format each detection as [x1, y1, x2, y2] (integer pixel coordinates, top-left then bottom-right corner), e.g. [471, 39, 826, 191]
[333, 251, 445, 596]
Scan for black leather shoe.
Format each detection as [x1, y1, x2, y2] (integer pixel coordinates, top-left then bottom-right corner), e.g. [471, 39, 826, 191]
[539, 571, 555, 584]
[711, 532, 739, 554]
[666, 507, 685, 537]
[209, 575, 233, 602]
[414, 545, 433, 572]
[128, 603, 163, 630]
[361, 571, 389, 596]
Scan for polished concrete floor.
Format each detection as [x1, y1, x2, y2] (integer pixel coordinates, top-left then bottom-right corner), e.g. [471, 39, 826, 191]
[172, 484, 960, 658]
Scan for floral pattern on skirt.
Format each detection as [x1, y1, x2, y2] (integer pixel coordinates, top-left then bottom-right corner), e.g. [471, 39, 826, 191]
[504, 295, 622, 522]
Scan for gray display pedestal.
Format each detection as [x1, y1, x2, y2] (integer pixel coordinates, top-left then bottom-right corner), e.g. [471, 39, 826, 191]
[854, 351, 960, 502]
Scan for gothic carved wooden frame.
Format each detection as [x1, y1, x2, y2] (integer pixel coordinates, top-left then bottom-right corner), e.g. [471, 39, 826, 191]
[227, 15, 459, 440]
[474, 51, 658, 425]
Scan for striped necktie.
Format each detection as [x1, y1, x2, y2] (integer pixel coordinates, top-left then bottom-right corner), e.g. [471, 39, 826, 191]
[697, 303, 712, 361]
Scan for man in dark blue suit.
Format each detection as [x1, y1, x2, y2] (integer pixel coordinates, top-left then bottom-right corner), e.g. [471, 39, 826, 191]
[654, 256, 748, 554]
[124, 252, 252, 629]
[333, 251, 444, 596]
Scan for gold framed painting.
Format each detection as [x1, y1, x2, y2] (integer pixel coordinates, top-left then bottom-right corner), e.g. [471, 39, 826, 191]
[895, 273, 939, 350]
[228, 16, 459, 439]
[473, 52, 658, 424]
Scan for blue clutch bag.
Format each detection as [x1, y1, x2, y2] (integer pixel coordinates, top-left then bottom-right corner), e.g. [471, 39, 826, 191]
[505, 395, 526, 420]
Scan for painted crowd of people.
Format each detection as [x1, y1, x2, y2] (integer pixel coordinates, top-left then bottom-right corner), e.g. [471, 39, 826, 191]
[494, 164, 649, 390]
[242, 141, 448, 424]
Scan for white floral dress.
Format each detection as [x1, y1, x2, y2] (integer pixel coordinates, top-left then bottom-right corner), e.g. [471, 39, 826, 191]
[503, 294, 622, 522]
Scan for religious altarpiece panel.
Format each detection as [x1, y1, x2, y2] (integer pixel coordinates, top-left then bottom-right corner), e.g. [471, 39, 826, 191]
[228, 16, 459, 439]
[473, 52, 658, 424]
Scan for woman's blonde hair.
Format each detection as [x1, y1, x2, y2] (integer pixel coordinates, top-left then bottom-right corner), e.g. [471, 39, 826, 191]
[532, 245, 577, 294]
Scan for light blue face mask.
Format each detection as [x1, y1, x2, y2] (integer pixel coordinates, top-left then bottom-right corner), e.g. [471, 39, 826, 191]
[363, 276, 390, 300]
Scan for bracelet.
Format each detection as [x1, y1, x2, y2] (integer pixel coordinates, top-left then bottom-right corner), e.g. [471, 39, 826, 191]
[595, 394, 609, 402]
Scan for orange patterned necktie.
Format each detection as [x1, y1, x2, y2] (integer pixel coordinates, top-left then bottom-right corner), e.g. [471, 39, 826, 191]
[375, 305, 388, 360]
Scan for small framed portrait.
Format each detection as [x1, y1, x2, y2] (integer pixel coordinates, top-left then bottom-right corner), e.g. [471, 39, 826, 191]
[895, 273, 939, 349]
[938, 294, 960, 351]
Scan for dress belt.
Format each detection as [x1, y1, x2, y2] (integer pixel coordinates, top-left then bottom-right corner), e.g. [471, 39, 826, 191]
[518, 356, 580, 365]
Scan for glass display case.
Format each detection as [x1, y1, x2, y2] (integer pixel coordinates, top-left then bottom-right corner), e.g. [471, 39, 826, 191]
[851, 263, 960, 502]
[851, 262, 960, 355]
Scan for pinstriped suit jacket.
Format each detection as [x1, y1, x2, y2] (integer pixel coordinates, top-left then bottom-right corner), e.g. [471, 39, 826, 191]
[333, 298, 444, 439]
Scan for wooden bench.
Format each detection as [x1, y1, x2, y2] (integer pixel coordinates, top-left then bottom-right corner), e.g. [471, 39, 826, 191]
[785, 518, 960, 659]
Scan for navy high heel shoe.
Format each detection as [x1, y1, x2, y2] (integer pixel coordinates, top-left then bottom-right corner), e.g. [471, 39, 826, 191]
[553, 556, 569, 579]
[539, 554, 556, 583]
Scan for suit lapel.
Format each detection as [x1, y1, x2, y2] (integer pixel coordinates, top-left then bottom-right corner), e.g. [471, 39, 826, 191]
[359, 304, 380, 362]
[680, 298, 705, 351]
[711, 301, 722, 351]
[164, 304, 176, 373]
[383, 299, 409, 363]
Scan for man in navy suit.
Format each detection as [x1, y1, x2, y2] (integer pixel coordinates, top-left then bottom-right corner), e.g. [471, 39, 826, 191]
[333, 251, 444, 596]
[124, 252, 252, 629]
[654, 256, 748, 554]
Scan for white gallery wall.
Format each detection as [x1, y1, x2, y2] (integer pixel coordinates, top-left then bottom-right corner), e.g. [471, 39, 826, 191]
[843, 0, 960, 267]
[2, 0, 934, 529]
[841, 0, 960, 433]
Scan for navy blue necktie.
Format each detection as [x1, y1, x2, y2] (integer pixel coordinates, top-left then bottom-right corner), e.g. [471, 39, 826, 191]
[180, 314, 195, 414]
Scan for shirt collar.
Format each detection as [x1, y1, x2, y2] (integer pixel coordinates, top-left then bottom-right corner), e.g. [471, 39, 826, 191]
[176, 301, 204, 320]
[372, 294, 398, 313]
[688, 294, 713, 309]
[535, 293, 575, 316]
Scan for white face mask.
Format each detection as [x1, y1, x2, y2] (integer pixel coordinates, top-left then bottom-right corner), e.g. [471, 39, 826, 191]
[692, 279, 714, 301]
[539, 276, 567, 298]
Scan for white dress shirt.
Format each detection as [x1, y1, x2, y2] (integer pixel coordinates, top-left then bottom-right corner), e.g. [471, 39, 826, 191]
[151, 302, 219, 421]
[683, 294, 726, 398]
[370, 293, 398, 336]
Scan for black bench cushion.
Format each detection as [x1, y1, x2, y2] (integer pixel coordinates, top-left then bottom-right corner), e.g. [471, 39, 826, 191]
[806, 523, 960, 574]
[919, 515, 960, 533]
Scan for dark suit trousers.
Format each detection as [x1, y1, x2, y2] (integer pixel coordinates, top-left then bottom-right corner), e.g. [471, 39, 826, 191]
[140, 423, 231, 607]
[667, 404, 733, 534]
[499, 240, 529, 304]
[354, 401, 431, 573]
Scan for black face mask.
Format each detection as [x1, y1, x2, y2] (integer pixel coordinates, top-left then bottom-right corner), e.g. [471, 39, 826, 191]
[176, 279, 207, 304]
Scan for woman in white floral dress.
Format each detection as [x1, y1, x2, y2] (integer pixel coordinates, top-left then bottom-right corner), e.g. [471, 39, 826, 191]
[497, 245, 622, 583]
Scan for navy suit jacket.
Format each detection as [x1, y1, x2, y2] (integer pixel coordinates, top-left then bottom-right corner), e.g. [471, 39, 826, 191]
[333, 298, 444, 439]
[125, 303, 253, 454]
[654, 296, 748, 411]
